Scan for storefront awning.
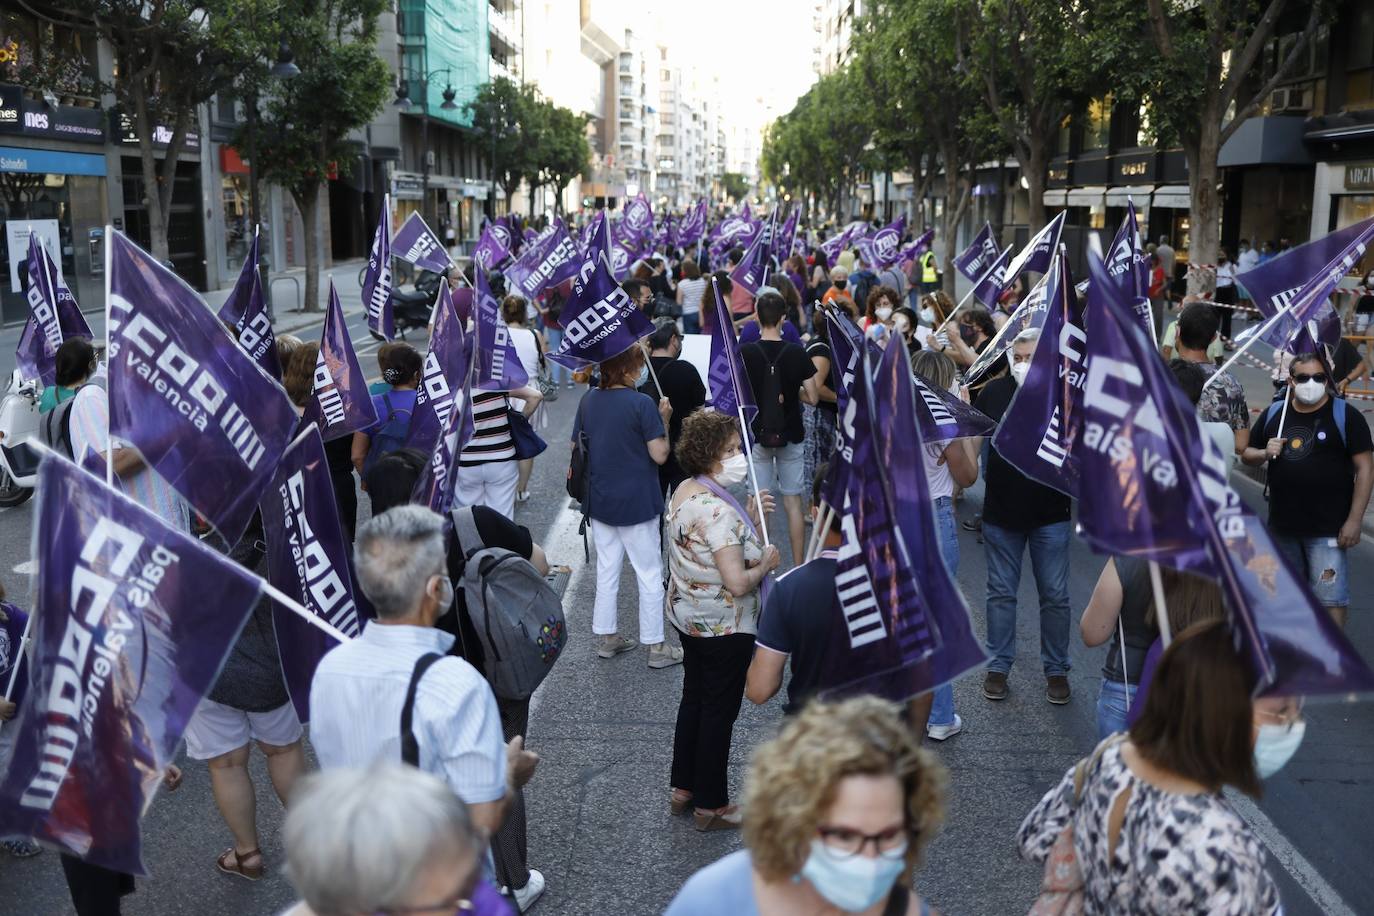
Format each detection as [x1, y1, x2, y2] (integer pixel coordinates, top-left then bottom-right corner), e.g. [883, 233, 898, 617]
[1151, 185, 1191, 208]
[1106, 185, 1155, 207]
[1042, 189, 1067, 206]
[1065, 186, 1106, 206]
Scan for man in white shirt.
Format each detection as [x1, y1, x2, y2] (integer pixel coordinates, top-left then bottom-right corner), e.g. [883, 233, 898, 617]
[309, 505, 538, 837]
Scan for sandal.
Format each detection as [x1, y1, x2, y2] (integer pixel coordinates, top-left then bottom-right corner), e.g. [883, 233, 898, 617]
[670, 789, 693, 816]
[216, 847, 264, 881]
[693, 805, 743, 832]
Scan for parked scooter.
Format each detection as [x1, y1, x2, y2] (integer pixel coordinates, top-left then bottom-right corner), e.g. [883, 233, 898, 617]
[371, 269, 445, 340]
[0, 370, 41, 507]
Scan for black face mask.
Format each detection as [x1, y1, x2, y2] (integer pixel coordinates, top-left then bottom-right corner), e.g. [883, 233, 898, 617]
[834, 279, 848, 289]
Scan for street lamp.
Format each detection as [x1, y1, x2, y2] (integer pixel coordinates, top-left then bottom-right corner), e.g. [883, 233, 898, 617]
[394, 68, 458, 228]
[270, 40, 300, 79]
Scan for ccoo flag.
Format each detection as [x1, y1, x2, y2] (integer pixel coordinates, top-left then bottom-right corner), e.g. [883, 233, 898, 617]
[912, 373, 995, 442]
[260, 426, 366, 722]
[472, 219, 515, 273]
[301, 280, 378, 441]
[506, 219, 581, 300]
[0, 454, 262, 874]
[16, 232, 94, 386]
[216, 227, 280, 380]
[622, 192, 654, 246]
[393, 212, 454, 275]
[964, 272, 1051, 386]
[1103, 201, 1154, 340]
[412, 351, 476, 516]
[1076, 252, 1374, 697]
[473, 267, 530, 391]
[405, 283, 469, 456]
[954, 223, 1000, 282]
[547, 216, 655, 371]
[823, 304, 865, 422]
[991, 252, 1084, 497]
[705, 276, 758, 431]
[729, 214, 773, 296]
[362, 194, 394, 340]
[106, 229, 297, 545]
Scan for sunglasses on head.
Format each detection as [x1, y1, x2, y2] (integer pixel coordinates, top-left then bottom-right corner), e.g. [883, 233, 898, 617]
[1292, 372, 1327, 384]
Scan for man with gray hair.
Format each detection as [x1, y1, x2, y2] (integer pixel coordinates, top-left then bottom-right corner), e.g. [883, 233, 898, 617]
[309, 506, 538, 843]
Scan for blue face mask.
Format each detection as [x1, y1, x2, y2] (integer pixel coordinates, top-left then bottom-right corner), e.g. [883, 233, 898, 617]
[635, 363, 650, 388]
[798, 839, 908, 912]
[1254, 721, 1305, 779]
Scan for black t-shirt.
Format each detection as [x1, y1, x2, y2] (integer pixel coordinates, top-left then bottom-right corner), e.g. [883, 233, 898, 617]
[640, 356, 707, 487]
[1102, 556, 1157, 683]
[976, 376, 1072, 530]
[1332, 339, 1363, 385]
[741, 338, 816, 444]
[441, 506, 535, 670]
[1248, 397, 1373, 537]
[806, 339, 838, 416]
[755, 556, 838, 714]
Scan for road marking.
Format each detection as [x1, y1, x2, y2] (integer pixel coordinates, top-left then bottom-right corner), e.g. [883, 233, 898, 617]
[1225, 789, 1357, 916]
[527, 497, 591, 722]
[11, 559, 35, 575]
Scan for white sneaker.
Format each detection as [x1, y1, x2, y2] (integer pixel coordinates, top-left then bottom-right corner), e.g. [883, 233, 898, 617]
[511, 869, 545, 912]
[926, 714, 963, 742]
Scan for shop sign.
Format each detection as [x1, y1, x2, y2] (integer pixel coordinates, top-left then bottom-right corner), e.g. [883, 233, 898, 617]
[1047, 166, 1069, 183]
[0, 84, 18, 129]
[1347, 162, 1374, 191]
[392, 175, 424, 200]
[0, 83, 105, 142]
[113, 111, 200, 150]
[0, 145, 107, 177]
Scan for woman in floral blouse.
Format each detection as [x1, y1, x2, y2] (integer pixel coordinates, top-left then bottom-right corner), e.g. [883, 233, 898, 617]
[666, 410, 780, 832]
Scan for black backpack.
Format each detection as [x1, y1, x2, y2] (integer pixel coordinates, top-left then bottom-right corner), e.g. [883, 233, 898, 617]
[566, 393, 593, 559]
[755, 346, 789, 448]
[41, 376, 105, 458]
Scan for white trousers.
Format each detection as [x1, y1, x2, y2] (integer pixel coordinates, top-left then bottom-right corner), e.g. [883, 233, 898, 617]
[590, 518, 665, 644]
[455, 460, 519, 519]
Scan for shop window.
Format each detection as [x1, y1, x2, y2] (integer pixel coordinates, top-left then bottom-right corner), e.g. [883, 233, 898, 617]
[1336, 196, 1374, 277]
[1055, 115, 1072, 157]
[1083, 96, 1111, 152]
[1346, 68, 1374, 110]
[0, 9, 99, 100]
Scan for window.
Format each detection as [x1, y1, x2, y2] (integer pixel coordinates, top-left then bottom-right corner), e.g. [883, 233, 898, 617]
[1083, 95, 1112, 151]
[0, 9, 99, 98]
[1055, 115, 1072, 156]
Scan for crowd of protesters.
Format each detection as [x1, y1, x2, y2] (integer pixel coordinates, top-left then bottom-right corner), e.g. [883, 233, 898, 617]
[4, 208, 1371, 916]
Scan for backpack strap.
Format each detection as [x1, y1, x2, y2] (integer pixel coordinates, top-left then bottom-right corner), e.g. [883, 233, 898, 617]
[1261, 399, 1283, 437]
[450, 506, 485, 562]
[1334, 397, 1348, 446]
[381, 392, 396, 422]
[399, 652, 445, 766]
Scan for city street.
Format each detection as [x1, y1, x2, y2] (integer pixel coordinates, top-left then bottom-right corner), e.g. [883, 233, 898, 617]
[2, 315, 1373, 914]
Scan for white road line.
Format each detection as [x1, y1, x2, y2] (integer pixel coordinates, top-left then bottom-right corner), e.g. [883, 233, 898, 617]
[526, 497, 591, 722]
[1225, 789, 1357, 916]
[11, 559, 35, 575]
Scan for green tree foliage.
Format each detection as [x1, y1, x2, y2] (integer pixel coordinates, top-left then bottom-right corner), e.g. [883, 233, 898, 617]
[467, 77, 540, 212]
[720, 171, 751, 203]
[529, 101, 591, 216]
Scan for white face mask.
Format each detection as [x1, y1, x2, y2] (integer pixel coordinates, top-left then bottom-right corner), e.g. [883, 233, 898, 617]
[920, 306, 936, 325]
[1010, 361, 1031, 386]
[1293, 379, 1326, 405]
[1254, 720, 1305, 779]
[798, 839, 908, 913]
[875, 306, 893, 322]
[714, 452, 749, 487]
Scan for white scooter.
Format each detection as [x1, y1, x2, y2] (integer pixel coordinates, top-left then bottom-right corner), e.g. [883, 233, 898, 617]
[0, 370, 41, 507]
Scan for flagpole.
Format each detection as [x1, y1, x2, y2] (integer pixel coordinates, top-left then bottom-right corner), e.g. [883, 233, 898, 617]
[1148, 560, 1173, 647]
[640, 340, 664, 396]
[3, 613, 31, 702]
[950, 245, 1013, 317]
[1202, 292, 1315, 391]
[736, 403, 771, 550]
[104, 224, 114, 490]
[260, 581, 353, 644]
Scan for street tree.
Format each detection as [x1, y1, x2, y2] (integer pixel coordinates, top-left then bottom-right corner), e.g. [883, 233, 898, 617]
[246, 0, 389, 310]
[529, 101, 591, 217]
[720, 171, 751, 204]
[467, 77, 540, 214]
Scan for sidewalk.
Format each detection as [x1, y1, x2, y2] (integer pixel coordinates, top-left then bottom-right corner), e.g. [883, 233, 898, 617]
[203, 258, 368, 337]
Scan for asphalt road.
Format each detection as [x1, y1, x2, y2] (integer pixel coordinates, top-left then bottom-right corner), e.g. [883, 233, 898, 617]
[2, 301, 1374, 914]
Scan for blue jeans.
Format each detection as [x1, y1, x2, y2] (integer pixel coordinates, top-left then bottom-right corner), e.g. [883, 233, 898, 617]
[1274, 534, 1350, 607]
[983, 520, 1071, 677]
[928, 498, 959, 727]
[1095, 679, 1137, 740]
[544, 327, 569, 384]
[682, 312, 700, 334]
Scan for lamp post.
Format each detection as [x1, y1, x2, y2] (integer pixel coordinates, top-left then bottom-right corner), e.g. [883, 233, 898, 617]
[394, 69, 458, 229]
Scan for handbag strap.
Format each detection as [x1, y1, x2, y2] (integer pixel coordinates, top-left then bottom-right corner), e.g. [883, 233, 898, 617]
[1072, 733, 1126, 807]
[399, 653, 445, 766]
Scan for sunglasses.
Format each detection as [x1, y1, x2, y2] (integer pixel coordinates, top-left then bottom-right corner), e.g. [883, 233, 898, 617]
[1291, 373, 1327, 384]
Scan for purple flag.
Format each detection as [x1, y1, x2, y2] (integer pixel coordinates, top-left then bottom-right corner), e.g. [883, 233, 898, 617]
[1237, 216, 1374, 350]
[1004, 212, 1065, 283]
[363, 194, 395, 340]
[710, 213, 759, 259]
[1103, 202, 1153, 339]
[0, 455, 261, 874]
[604, 214, 636, 281]
[260, 426, 365, 722]
[412, 356, 477, 516]
[912, 373, 995, 441]
[623, 192, 654, 245]
[897, 228, 935, 266]
[777, 206, 799, 258]
[393, 212, 454, 274]
[954, 223, 1000, 282]
[301, 280, 378, 441]
[680, 199, 708, 246]
[857, 215, 907, 269]
[1077, 252, 1374, 697]
[705, 277, 758, 429]
[819, 225, 855, 263]
[1, 601, 30, 708]
[990, 252, 1084, 497]
[216, 228, 280, 380]
[506, 219, 581, 300]
[824, 305, 864, 423]
[16, 233, 93, 386]
[473, 267, 530, 392]
[405, 283, 469, 456]
[106, 230, 297, 545]
[964, 273, 1051, 386]
[970, 244, 1013, 309]
[729, 216, 773, 297]
[472, 220, 515, 273]
[547, 218, 655, 371]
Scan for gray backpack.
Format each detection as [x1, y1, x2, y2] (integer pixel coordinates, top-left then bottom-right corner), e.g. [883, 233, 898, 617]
[451, 507, 567, 700]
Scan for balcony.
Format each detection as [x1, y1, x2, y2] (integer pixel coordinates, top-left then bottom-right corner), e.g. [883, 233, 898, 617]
[489, 5, 519, 54]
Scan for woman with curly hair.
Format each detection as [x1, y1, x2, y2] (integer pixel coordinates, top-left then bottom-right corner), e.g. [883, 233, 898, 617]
[667, 696, 946, 913]
[666, 409, 780, 831]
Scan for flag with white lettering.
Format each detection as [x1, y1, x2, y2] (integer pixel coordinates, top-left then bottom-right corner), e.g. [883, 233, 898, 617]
[1004, 211, 1065, 284]
[896, 228, 934, 266]
[472, 220, 514, 273]
[16, 232, 93, 386]
[412, 352, 476, 516]
[505, 219, 581, 301]
[710, 213, 759, 261]
[970, 244, 1013, 309]
[912, 373, 995, 441]
[403, 282, 468, 456]
[393, 212, 454, 274]
[106, 229, 298, 545]
[824, 305, 865, 422]
[964, 272, 1051, 386]
[623, 192, 654, 247]
[362, 194, 394, 340]
[953, 222, 1000, 282]
[679, 199, 708, 246]
[473, 267, 529, 392]
[547, 216, 655, 371]
[1237, 216, 1374, 351]
[1, 601, 30, 707]
[260, 427, 365, 722]
[728, 214, 773, 296]
[301, 280, 378, 441]
[1103, 202, 1154, 340]
[819, 224, 856, 263]
[1077, 252, 1374, 697]
[857, 215, 906, 270]
[0, 454, 261, 874]
[991, 252, 1083, 497]
[216, 228, 280, 380]
[705, 277, 758, 430]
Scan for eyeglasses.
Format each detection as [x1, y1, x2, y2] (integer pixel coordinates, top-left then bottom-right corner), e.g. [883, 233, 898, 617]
[816, 825, 910, 859]
[1256, 699, 1305, 731]
[1291, 373, 1327, 384]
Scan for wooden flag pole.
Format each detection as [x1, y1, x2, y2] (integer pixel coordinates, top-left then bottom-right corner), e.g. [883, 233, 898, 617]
[1148, 560, 1173, 647]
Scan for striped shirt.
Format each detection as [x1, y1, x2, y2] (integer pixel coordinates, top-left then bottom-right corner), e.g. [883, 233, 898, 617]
[308, 623, 506, 805]
[459, 391, 516, 466]
[68, 369, 190, 531]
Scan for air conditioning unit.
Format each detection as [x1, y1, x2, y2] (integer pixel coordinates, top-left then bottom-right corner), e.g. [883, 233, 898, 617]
[426, 150, 435, 168]
[1271, 86, 1308, 113]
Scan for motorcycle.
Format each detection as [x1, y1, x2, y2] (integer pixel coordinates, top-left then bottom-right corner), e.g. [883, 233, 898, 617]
[0, 370, 42, 507]
[371, 269, 445, 341]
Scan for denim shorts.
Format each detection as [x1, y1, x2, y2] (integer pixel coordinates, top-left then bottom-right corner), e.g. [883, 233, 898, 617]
[751, 441, 806, 496]
[1275, 535, 1350, 607]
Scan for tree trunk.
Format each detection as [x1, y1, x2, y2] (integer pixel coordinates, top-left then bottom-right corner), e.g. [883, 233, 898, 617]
[1023, 140, 1049, 236]
[1185, 120, 1222, 297]
[133, 94, 170, 262]
[295, 182, 322, 312]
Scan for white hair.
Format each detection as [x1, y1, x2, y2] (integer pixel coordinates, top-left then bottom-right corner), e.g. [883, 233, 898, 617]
[1012, 327, 1042, 346]
[284, 764, 480, 916]
[353, 505, 446, 619]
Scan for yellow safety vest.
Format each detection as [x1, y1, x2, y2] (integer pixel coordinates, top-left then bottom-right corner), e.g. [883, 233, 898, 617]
[921, 251, 938, 283]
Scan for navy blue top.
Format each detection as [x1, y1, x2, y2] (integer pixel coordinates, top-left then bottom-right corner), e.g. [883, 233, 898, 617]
[755, 556, 838, 715]
[572, 387, 666, 526]
[365, 388, 418, 436]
